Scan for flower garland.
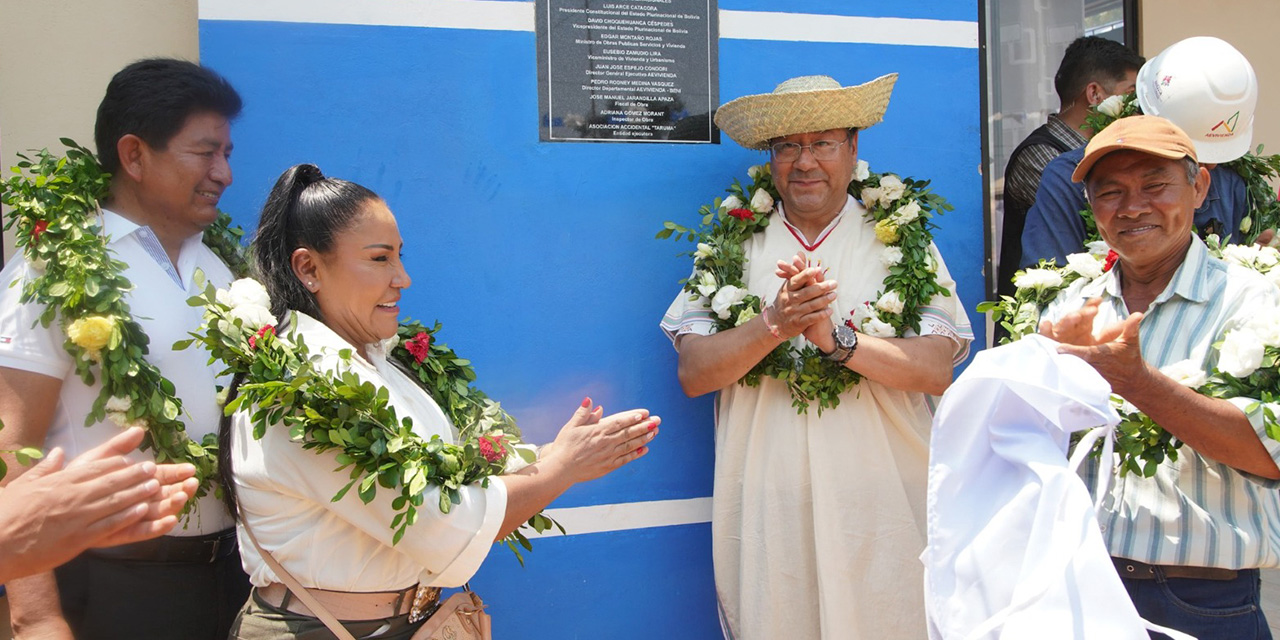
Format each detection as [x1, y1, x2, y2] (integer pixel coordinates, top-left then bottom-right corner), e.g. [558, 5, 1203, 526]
[184, 279, 559, 559]
[978, 236, 1280, 476]
[0, 140, 250, 508]
[1083, 93, 1280, 245]
[659, 160, 954, 413]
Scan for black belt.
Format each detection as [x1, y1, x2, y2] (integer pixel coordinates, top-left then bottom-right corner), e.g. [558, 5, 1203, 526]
[88, 528, 239, 564]
[1112, 556, 1240, 582]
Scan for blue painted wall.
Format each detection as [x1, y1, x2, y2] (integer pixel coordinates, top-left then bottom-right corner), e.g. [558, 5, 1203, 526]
[201, 7, 980, 636]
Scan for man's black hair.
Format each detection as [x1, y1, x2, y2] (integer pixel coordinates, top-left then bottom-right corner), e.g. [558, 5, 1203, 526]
[94, 58, 242, 175]
[1054, 37, 1145, 105]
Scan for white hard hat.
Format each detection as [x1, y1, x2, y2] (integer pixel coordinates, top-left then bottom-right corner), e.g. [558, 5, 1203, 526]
[1136, 36, 1257, 163]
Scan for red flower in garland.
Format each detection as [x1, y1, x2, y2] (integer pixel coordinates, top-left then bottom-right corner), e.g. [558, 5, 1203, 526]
[1103, 250, 1119, 273]
[478, 434, 507, 464]
[30, 220, 49, 242]
[728, 208, 755, 221]
[248, 325, 275, 349]
[404, 332, 432, 364]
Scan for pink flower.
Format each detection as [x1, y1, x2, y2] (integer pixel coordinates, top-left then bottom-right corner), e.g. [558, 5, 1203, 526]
[404, 332, 432, 364]
[30, 220, 48, 241]
[248, 325, 274, 349]
[1103, 250, 1119, 273]
[728, 208, 755, 221]
[478, 435, 507, 464]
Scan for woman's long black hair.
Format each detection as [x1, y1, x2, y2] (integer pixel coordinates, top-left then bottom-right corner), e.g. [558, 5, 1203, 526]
[218, 164, 379, 515]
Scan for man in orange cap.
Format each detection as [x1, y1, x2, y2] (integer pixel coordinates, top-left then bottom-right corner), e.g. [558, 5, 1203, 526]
[1039, 115, 1280, 637]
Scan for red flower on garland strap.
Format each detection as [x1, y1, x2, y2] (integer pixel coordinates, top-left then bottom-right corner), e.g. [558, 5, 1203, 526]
[478, 434, 507, 464]
[1103, 250, 1119, 273]
[728, 208, 755, 221]
[404, 332, 432, 364]
[30, 220, 49, 241]
[249, 325, 275, 350]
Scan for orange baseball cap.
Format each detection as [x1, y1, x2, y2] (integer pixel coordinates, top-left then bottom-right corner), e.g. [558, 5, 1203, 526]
[1072, 115, 1199, 183]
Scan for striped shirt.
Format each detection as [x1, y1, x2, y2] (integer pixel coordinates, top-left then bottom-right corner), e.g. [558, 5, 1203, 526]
[1044, 235, 1280, 569]
[1003, 114, 1088, 208]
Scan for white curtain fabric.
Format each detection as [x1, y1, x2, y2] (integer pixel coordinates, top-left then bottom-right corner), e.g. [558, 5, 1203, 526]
[923, 335, 1193, 640]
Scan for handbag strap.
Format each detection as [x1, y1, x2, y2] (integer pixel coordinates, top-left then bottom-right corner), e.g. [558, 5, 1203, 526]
[237, 509, 359, 640]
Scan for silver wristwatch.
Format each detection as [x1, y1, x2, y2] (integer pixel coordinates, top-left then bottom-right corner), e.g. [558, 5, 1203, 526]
[824, 324, 858, 364]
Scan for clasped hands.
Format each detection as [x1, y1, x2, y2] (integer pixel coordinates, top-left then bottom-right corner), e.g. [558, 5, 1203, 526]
[767, 252, 838, 352]
[1039, 297, 1155, 397]
[0, 426, 199, 583]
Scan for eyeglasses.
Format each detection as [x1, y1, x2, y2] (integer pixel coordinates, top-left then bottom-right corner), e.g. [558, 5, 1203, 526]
[769, 138, 848, 163]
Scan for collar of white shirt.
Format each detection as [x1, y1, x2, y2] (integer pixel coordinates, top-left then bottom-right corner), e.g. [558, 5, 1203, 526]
[775, 194, 859, 246]
[101, 208, 207, 288]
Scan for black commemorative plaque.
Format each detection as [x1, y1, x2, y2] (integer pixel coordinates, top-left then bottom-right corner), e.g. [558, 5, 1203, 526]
[537, 0, 719, 143]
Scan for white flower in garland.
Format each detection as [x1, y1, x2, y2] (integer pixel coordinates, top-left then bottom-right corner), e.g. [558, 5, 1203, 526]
[661, 159, 951, 413]
[891, 200, 921, 225]
[694, 271, 718, 297]
[1219, 328, 1265, 378]
[1085, 240, 1111, 257]
[876, 290, 905, 315]
[1246, 307, 1280, 347]
[862, 316, 897, 338]
[861, 186, 883, 207]
[880, 246, 904, 267]
[749, 188, 774, 214]
[1222, 243, 1280, 270]
[230, 303, 276, 331]
[1160, 359, 1208, 389]
[711, 285, 749, 320]
[1097, 94, 1126, 117]
[223, 277, 272, 309]
[105, 396, 133, 413]
[1065, 252, 1104, 280]
[1013, 268, 1065, 291]
[879, 175, 906, 205]
[854, 159, 870, 181]
[218, 278, 275, 330]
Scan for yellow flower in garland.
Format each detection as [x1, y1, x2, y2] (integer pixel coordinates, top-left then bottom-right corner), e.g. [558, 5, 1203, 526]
[874, 219, 900, 245]
[66, 315, 115, 355]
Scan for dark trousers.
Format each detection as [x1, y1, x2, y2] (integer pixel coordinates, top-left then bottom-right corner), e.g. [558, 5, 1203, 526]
[54, 546, 251, 640]
[1122, 568, 1272, 640]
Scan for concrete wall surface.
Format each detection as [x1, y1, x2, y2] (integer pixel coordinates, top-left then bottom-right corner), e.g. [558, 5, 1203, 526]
[1140, 0, 1278, 156]
[0, 0, 199, 261]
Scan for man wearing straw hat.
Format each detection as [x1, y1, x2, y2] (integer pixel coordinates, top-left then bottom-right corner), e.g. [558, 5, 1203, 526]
[661, 75, 973, 639]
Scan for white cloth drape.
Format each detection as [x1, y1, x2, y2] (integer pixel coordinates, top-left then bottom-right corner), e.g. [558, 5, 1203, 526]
[923, 336, 1194, 640]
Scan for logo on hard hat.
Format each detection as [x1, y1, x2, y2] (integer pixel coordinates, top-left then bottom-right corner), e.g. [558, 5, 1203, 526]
[1206, 112, 1241, 138]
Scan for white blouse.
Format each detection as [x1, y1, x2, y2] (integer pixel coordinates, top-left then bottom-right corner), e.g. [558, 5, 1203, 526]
[231, 312, 507, 591]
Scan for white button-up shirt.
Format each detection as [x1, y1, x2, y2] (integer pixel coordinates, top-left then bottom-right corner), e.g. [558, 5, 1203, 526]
[0, 209, 234, 534]
[231, 312, 507, 591]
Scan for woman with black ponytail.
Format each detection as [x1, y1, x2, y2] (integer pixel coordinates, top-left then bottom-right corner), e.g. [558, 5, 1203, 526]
[225, 164, 659, 639]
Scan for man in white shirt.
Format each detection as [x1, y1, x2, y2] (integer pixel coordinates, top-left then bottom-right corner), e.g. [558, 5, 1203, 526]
[661, 74, 973, 639]
[0, 58, 249, 640]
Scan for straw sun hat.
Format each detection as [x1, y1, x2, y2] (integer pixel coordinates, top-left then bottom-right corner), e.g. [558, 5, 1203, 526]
[713, 73, 898, 150]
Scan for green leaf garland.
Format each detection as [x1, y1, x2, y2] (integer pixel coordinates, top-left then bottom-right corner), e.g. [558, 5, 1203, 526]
[0, 140, 250, 507]
[188, 281, 560, 560]
[659, 161, 953, 414]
